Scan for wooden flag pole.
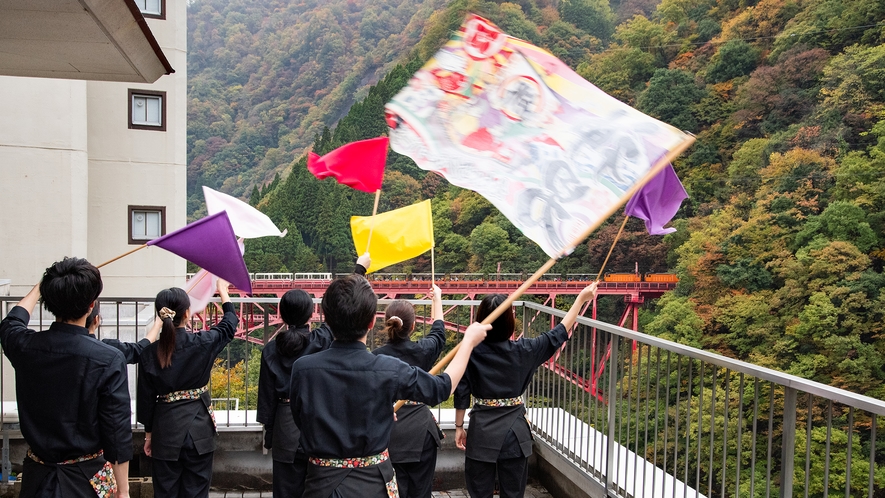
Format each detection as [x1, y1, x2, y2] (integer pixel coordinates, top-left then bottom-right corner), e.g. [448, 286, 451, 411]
[365, 189, 382, 253]
[96, 244, 148, 268]
[185, 271, 211, 295]
[393, 135, 696, 412]
[595, 216, 630, 282]
[431, 247, 436, 287]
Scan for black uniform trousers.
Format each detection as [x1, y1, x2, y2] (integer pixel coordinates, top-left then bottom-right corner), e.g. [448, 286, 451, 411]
[21, 456, 106, 498]
[273, 453, 309, 498]
[151, 434, 214, 498]
[463, 430, 528, 498]
[392, 431, 437, 498]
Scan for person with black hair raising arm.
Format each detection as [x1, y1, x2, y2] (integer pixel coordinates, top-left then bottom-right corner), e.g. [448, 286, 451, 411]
[290, 274, 490, 498]
[372, 285, 447, 498]
[0, 258, 132, 498]
[257, 288, 332, 497]
[137, 279, 239, 498]
[454, 282, 598, 498]
[257, 254, 370, 497]
[86, 303, 161, 363]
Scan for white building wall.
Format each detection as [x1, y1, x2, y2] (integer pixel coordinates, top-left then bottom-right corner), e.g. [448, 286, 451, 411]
[0, 78, 89, 295]
[0, 5, 186, 298]
[87, 2, 187, 297]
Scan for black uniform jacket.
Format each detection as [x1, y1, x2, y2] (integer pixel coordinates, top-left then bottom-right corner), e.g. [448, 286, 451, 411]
[97, 337, 151, 364]
[0, 306, 133, 466]
[454, 323, 570, 462]
[290, 341, 453, 497]
[372, 320, 446, 462]
[137, 302, 238, 460]
[290, 340, 452, 458]
[256, 323, 333, 462]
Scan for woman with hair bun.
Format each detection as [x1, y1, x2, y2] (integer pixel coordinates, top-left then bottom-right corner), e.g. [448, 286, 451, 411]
[256, 288, 333, 498]
[137, 279, 238, 498]
[257, 254, 370, 497]
[372, 285, 447, 498]
[454, 282, 598, 498]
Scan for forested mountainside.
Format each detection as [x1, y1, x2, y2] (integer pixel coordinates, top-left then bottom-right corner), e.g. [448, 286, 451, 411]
[190, 0, 885, 398]
[187, 0, 448, 207]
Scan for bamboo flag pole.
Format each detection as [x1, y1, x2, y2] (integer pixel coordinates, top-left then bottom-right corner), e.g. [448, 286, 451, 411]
[393, 134, 695, 412]
[96, 244, 148, 268]
[595, 216, 630, 282]
[364, 189, 382, 254]
[185, 271, 211, 295]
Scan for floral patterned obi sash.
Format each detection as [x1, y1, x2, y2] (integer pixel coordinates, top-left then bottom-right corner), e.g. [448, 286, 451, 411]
[309, 448, 390, 468]
[157, 385, 216, 432]
[157, 385, 208, 403]
[474, 396, 524, 407]
[27, 449, 117, 497]
[309, 450, 399, 498]
[403, 400, 424, 406]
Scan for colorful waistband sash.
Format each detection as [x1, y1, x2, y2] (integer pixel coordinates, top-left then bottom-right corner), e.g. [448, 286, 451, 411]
[474, 396, 524, 407]
[403, 400, 424, 406]
[309, 449, 390, 468]
[158, 385, 209, 403]
[27, 448, 103, 465]
[28, 449, 117, 497]
[157, 385, 216, 432]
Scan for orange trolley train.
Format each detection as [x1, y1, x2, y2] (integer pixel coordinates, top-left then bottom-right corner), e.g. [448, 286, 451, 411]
[603, 273, 643, 283]
[644, 273, 680, 283]
[602, 273, 679, 283]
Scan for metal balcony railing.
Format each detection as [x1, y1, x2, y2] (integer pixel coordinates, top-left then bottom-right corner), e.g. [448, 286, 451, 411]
[1, 296, 882, 497]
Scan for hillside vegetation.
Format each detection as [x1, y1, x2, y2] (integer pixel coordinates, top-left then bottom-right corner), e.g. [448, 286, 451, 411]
[187, 0, 448, 208]
[190, 0, 885, 401]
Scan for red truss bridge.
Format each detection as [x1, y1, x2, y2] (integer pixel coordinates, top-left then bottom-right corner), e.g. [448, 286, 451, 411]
[198, 272, 678, 404]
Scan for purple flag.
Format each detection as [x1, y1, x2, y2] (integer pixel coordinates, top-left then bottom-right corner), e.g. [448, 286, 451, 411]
[624, 164, 688, 235]
[147, 212, 253, 294]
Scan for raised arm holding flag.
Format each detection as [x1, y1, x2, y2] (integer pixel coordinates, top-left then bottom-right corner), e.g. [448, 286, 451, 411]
[385, 14, 694, 392]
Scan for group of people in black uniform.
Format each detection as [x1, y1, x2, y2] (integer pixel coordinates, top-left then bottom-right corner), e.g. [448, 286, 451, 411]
[0, 254, 597, 498]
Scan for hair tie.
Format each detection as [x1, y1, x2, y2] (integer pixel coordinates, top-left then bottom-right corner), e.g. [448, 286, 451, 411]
[159, 307, 176, 320]
[389, 316, 403, 327]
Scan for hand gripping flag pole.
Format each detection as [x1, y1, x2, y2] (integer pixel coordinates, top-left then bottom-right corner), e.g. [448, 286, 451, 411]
[383, 13, 695, 411]
[95, 212, 253, 295]
[393, 136, 695, 412]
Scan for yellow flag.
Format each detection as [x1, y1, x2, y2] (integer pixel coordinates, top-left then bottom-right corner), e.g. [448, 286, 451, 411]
[351, 200, 434, 273]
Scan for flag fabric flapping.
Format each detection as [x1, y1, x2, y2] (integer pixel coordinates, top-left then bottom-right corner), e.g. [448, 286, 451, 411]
[350, 200, 433, 273]
[203, 186, 287, 239]
[185, 239, 246, 313]
[147, 212, 252, 294]
[185, 269, 217, 314]
[307, 137, 389, 193]
[624, 164, 688, 235]
[385, 14, 692, 257]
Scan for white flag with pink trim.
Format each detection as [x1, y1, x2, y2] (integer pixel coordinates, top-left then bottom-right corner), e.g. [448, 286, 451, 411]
[202, 186, 287, 239]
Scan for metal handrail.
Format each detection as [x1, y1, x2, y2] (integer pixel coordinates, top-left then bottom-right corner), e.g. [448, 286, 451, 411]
[526, 301, 885, 416]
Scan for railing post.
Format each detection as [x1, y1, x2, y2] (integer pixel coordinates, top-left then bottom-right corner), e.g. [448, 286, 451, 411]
[263, 307, 270, 345]
[606, 334, 620, 495]
[780, 387, 797, 498]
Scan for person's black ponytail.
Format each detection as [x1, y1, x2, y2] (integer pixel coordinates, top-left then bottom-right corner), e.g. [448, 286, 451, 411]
[277, 289, 313, 357]
[155, 287, 189, 368]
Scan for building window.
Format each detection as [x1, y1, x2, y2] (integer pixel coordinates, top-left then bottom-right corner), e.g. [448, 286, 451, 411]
[135, 0, 164, 19]
[128, 206, 166, 244]
[128, 90, 166, 131]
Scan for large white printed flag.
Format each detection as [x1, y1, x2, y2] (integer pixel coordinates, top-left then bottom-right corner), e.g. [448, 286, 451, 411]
[385, 15, 692, 257]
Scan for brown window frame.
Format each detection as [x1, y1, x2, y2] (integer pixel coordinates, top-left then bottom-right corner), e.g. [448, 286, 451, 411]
[137, 0, 166, 20]
[128, 89, 167, 131]
[128, 205, 167, 245]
